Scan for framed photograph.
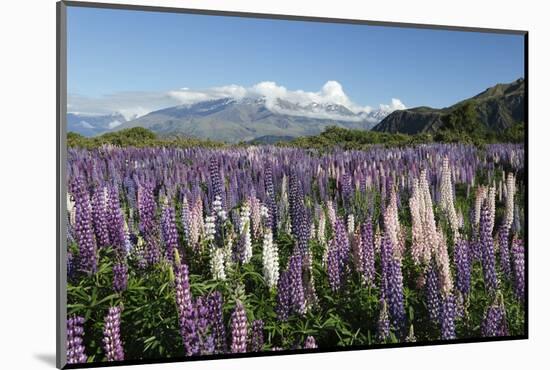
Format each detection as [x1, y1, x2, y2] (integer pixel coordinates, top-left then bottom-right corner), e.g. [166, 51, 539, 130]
[57, 1, 527, 368]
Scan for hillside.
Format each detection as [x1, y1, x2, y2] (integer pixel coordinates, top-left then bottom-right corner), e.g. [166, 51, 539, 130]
[372, 78, 525, 135]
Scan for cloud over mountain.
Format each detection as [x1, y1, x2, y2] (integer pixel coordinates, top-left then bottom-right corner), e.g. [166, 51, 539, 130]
[68, 81, 405, 122]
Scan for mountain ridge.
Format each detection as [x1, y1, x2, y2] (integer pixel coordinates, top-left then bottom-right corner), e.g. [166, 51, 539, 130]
[372, 78, 525, 135]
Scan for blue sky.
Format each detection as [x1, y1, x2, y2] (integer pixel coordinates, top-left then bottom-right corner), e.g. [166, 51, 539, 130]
[67, 6, 524, 116]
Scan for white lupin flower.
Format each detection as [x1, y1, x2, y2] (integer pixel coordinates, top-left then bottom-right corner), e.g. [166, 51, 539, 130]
[262, 230, 279, 289]
[210, 247, 226, 281]
[67, 192, 76, 226]
[435, 228, 453, 297]
[212, 195, 227, 221]
[240, 202, 252, 263]
[504, 173, 516, 229]
[487, 185, 496, 234]
[204, 214, 216, 243]
[419, 169, 438, 264]
[439, 158, 459, 240]
[347, 213, 355, 235]
[384, 188, 401, 258]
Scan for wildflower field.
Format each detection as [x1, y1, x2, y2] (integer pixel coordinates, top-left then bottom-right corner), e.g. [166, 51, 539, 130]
[66, 143, 525, 364]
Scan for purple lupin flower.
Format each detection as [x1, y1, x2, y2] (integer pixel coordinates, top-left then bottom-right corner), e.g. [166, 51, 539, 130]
[173, 253, 199, 356]
[207, 291, 227, 353]
[511, 237, 525, 302]
[303, 335, 318, 349]
[91, 187, 110, 248]
[196, 296, 215, 355]
[327, 238, 341, 292]
[161, 199, 179, 262]
[480, 202, 498, 294]
[181, 196, 191, 244]
[387, 255, 406, 331]
[498, 225, 511, 278]
[440, 294, 456, 340]
[380, 234, 405, 331]
[377, 298, 390, 343]
[425, 260, 441, 323]
[67, 250, 75, 281]
[481, 294, 508, 337]
[249, 319, 264, 352]
[102, 306, 124, 362]
[264, 163, 278, 235]
[288, 250, 306, 315]
[360, 219, 375, 287]
[66, 315, 87, 364]
[113, 260, 128, 293]
[454, 237, 471, 296]
[231, 301, 248, 353]
[209, 156, 225, 209]
[72, 177, 97, 274]
[276, 270, 291, 321]
[107, 185, 128, 256]
[289, 170, 310, 256]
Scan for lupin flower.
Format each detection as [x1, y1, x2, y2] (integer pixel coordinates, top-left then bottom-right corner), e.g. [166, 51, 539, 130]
[204, 214, 216, 244]
[425, 260, 441, 323]
[377, 298, 390, 343]
[480, 201, 498, 294]
[210, 247, 226, 281]
[288, 250, 306, 315]
[173, 252, 199, 356]
[102, 306, 124, 362]
[405, 324, 417, 343]
[264, 163, 278, 235]
[161, 198, 179, 262]
[262, 230, 280, 289]
[383, 188, 401, 258]
[504, 173, 516, 229]
[209, 156, 225, 209]
[498, 224, 511, 278]
[327, 238, 341, 292]
[181, 196, 191, 241]
[303, 335, 318, 349]
[360, 220, 375, 287]
[439, 157, 459, 239]
[230, 301, 248, 353]
[249, 319, 264, 352]
[108, 185, 128, 257]
[91, 187, 110, 248]
[481, 294, 508, 337]
[347, 213, 355, 235]
[511, 237, 525, 302]
[239, 202, 253, 263]
[440, 294, 456, 340]
[212, 195, 227, 221]
[276, 271, 291, 321]
[454, 237, 471, 296]
[72, 177, 97, 274]
[113, 260, 128, 293]
[66, 315, 87, 364]
[386, 253, 406, 331]
[207, 291, 226, 353]
[195, 296, 215, 355]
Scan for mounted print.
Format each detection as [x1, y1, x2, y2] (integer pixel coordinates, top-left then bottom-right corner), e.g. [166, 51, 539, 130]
[57, 1, 528, 368]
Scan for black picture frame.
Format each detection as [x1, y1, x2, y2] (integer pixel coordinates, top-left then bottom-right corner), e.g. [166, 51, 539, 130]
[56, 1, 528, 368]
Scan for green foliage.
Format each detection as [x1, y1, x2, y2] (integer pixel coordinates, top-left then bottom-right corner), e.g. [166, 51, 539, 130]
[68, 127, 225, 149]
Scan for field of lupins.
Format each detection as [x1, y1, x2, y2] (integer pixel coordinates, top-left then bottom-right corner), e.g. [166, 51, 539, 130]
[65, 143, 525, 364]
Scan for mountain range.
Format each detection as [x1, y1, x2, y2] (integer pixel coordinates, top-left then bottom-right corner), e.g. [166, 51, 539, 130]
[372, 78, 525, 134]
[110, 97, 388, 143]
[67, 97, 394, 142]
[67, 112, 127, 137]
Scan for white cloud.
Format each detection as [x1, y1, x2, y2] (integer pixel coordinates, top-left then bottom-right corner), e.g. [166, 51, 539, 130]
[68, 81, 406, 122]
